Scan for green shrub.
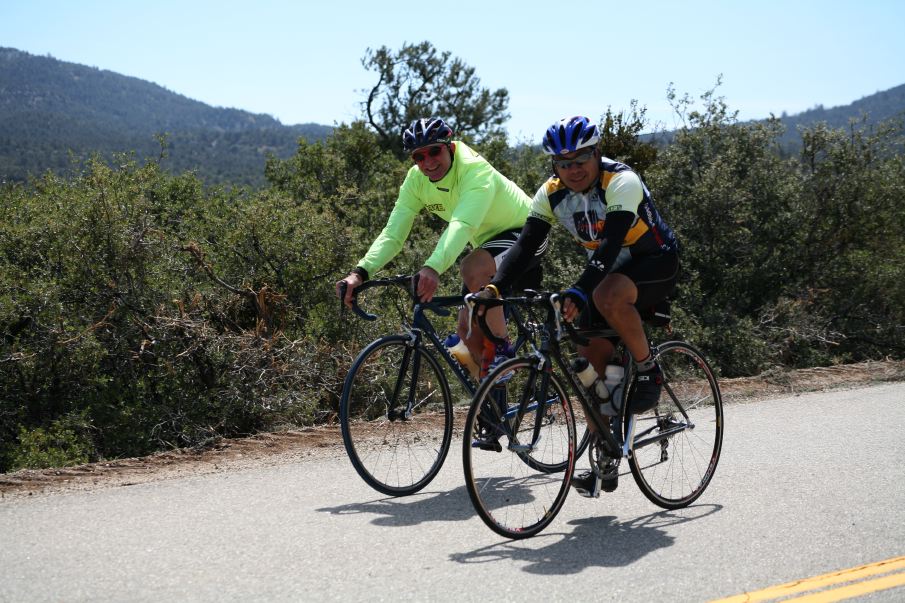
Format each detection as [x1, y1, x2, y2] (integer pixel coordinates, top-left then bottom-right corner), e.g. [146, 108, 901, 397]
[9, 418, 94, 470]
[2, 100, 902, 472]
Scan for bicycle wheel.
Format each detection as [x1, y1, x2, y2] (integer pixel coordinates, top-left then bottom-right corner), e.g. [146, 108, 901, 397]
[340, 335, 453, 496]
[626, 341, 723, 508]
[463, 357, 576, 539]
[486, 357, 578, 473]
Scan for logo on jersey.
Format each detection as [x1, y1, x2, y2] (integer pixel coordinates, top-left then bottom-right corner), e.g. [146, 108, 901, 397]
[572, 210, 604, 241]
[425, 203, 446, 212]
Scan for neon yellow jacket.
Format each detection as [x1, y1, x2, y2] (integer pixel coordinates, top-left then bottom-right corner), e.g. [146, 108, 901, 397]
[357, 142, 532, 276]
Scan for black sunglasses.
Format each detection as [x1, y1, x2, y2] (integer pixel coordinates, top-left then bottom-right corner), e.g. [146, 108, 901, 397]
[412, 146, 445, 163]
[552, 149, 596, 170]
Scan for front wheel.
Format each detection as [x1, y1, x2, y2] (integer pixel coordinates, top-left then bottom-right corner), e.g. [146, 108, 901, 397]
[340, 335, 453, 496]
[626, 341, 723, 508]
[463, 357, 576, 539]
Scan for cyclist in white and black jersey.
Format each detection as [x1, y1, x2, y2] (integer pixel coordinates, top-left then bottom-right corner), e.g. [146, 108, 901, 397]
[478, 116, 680, 496]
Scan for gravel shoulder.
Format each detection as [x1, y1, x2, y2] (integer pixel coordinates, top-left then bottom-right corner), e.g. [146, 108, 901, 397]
[3, 359, 903, 501]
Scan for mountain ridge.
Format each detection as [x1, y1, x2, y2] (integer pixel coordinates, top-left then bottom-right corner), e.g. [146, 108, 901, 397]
[2, 47, 903, 186]
[0, 47, 332, 186]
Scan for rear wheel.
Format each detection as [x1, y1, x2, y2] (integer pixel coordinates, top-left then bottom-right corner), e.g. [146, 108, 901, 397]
[626, 341, 723, 508]
[340, 335, 453, 496]
[463, 357, 576, 539]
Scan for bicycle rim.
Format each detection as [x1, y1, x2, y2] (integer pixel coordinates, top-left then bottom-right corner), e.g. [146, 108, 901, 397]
[463, 357, 575, 538]
[627, 341, 723, 508]
[340, 336, 453, 496]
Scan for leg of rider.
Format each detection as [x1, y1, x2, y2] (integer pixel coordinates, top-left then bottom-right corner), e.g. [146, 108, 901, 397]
[458, 248, 502, 367]
[594, 272, 663, 412]
[592, 273, 650, 365]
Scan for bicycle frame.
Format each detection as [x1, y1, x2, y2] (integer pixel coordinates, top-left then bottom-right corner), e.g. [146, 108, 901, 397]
[469, 292, 694, 461]
[346, 276, 534, 413]
[463, 292, 724, 536]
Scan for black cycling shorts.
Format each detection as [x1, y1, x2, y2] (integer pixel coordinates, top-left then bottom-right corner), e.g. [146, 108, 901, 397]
[578, 252, 679, 328]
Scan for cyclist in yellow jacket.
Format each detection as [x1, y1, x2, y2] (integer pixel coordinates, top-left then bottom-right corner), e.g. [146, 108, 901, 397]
[336, 117, 546, 376]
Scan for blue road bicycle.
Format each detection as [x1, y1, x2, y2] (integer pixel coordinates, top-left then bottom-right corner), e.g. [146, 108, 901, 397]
[339, 276, 590, 497]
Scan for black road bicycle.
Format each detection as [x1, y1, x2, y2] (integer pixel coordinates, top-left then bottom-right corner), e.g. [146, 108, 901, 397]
[462, 291, 724, 538]
[339, 276, 590, 496]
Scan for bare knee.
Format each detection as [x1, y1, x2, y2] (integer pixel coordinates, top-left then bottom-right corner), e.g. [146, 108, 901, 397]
[460, 249, 496, 293]
[592, 286, 620, 316]
[593, 274, 636, 318]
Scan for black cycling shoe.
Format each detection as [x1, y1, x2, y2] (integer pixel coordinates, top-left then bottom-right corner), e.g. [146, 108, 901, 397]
[471, 435, 502, 452]
[630, 363, 663, 414]
[472, 422, 503, 452]
[600, 458, 619, 492]
[570, 470, 600, 498]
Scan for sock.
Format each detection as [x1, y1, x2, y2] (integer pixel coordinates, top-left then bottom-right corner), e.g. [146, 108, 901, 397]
[635, 352, 656, 373]
[480, 338, 512, 375]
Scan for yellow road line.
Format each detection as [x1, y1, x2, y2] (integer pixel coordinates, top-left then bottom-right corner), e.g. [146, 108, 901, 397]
[783, 571, 905, 602]
[710, 555, 905, 603]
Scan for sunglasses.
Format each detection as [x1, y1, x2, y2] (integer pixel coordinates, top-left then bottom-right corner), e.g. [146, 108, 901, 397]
[412, 145, 445, 163]
[552, 149, 596, 170]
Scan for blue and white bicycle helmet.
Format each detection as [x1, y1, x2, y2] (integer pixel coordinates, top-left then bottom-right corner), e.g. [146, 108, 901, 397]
[541, 116, 600, 155]
[402, 117, 454, 153]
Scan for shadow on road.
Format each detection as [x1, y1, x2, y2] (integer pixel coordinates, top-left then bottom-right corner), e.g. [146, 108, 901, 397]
[450, 504, 723, 574]
[316, 485, 475, 526]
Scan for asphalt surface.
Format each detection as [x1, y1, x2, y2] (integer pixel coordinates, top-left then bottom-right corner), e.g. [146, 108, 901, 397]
[2, 382, 904, 602]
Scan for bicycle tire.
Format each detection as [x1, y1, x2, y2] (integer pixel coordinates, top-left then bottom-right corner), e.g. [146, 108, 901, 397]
[626, 340, 723, 508]
[340, 335, 453, 496]
[463, 357, 576, 539]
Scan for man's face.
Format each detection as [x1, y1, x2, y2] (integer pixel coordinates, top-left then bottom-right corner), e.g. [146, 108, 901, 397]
[412, 143, 453, 181]
[553, 148, 600, 192]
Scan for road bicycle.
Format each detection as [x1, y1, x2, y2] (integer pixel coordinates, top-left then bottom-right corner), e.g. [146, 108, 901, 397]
[339, 275, 590, 496]
[462, 290, 723, 538]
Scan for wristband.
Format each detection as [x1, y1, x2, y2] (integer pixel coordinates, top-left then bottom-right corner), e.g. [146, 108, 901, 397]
[350, 266, 369, 281]
[483, 284, 501, 298]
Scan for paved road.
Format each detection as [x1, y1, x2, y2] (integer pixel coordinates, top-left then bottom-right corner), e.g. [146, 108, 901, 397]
[2, 383, 904, 602]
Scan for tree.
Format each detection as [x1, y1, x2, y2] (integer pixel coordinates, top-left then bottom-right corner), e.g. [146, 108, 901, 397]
[598, 101, 659, 177]
[361, 41, 510, 156]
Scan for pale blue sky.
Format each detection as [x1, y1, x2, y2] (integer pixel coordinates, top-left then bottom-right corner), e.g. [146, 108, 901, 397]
[2, 0, 904, 141]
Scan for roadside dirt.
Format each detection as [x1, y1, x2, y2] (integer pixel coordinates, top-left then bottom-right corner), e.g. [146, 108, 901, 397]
[2, 359, 903, 501]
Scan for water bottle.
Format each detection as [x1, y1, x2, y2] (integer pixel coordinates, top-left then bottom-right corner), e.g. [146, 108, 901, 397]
[571, 357, 597, 389]
[444, 333, 479, 380]
[604, 362, 625, 411]
[571, 358, 610, 401]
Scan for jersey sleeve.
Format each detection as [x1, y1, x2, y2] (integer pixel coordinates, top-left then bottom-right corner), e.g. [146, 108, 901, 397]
[604, 171, 644, 215]
[528, 181, 557, 224]
[356, 176, 423, 275]
[423, 161, 496, 274]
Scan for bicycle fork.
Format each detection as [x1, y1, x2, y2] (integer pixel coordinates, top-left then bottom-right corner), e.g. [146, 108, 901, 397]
[387, 330, 422, 422]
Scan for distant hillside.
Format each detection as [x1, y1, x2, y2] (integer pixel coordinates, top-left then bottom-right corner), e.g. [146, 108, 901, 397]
[643, 83, 905, 152]
[774, 83, 905, 151]
[0, 47, 333, 186]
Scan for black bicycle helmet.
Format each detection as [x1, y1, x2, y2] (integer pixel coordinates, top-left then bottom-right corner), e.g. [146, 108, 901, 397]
[541, 116, 600, 155]
[402, 117, 454, 153]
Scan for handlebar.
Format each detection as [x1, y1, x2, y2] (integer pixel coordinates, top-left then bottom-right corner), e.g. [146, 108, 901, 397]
[464, 290, 591, 347]
[340, 274, 455, 321]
